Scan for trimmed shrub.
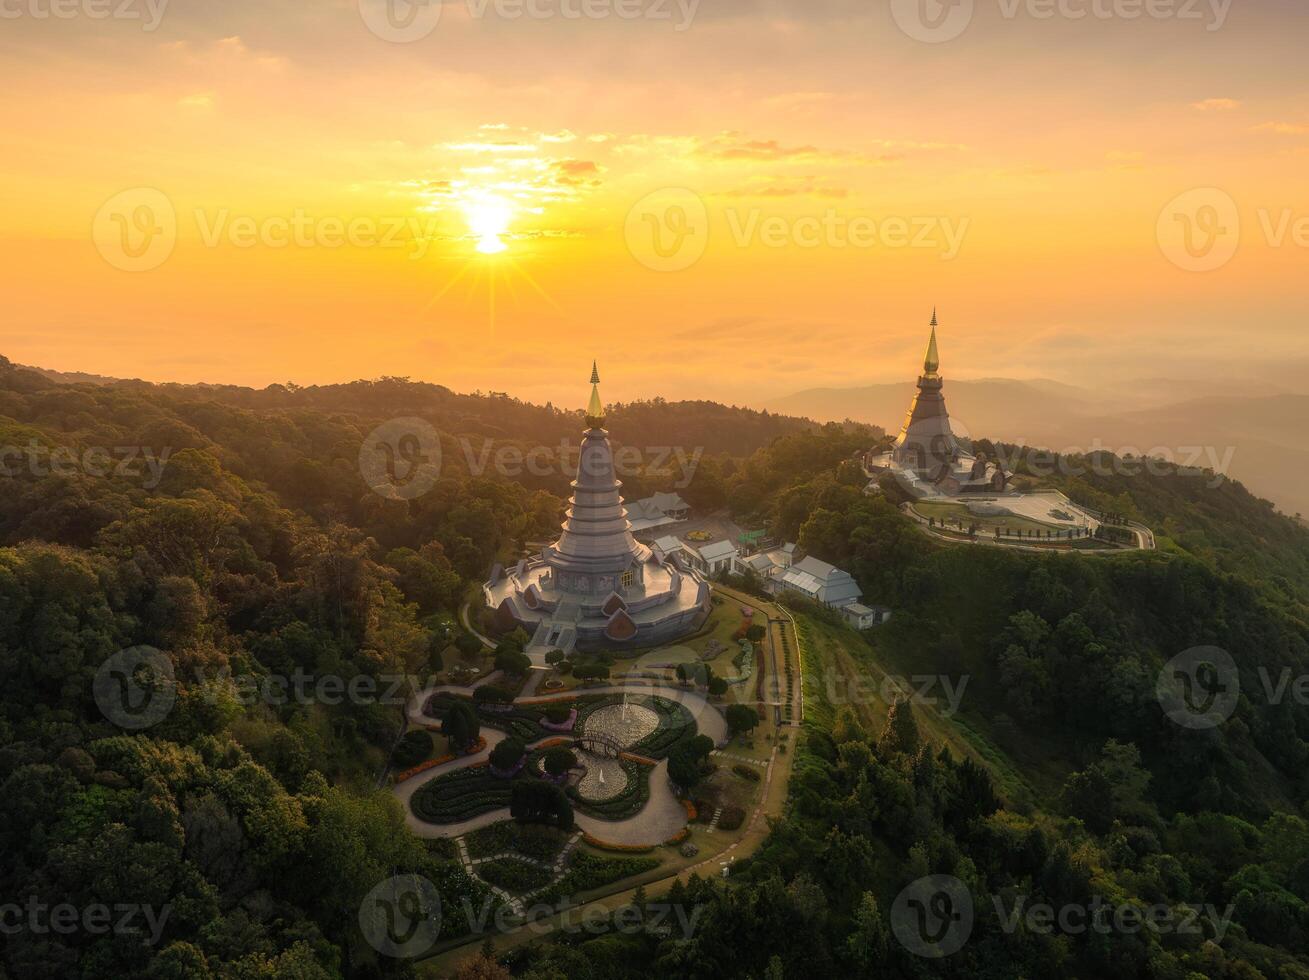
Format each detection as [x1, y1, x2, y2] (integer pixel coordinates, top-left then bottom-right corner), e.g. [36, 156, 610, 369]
[544, 704, 572, 725]
[543, 746, 577, 776]
[717, 805, 746, 831]
[440, 701, 481, 752]
[455, 632, 484, 657]
[490, 737, 527, 771]
[392, 730, 432, 769]
[511, 780, 574, 830]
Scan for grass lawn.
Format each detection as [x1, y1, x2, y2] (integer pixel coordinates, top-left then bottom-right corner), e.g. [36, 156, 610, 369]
[796, 613, 1042, 806]
[913, 499, 1056, 534]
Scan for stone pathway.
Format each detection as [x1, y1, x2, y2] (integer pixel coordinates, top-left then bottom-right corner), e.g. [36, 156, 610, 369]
[455, 829, 586, 918]
[554, 831, 582, 874]
[459, 602, 497, 649]
[707, 806, 723, 831]
[712, 750, 767, 767]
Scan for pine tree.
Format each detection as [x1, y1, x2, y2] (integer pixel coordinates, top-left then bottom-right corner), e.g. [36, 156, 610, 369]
[877, 697, 921, 757]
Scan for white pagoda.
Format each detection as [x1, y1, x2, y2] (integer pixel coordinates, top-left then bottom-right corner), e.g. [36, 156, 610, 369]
[483, 363, 711, 658]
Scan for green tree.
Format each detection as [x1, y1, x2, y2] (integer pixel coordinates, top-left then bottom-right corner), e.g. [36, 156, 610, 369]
[726, 703, 760, 735]
[442, 701, 481, 751]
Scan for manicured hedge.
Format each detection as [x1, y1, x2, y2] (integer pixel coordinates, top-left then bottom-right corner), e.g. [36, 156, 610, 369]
[466, 821, 518, 859]
[411, 766, 515, 824]
[476, 856, 554, 896]
[392, 730, 433, 769]
[534, 851, 660, 905]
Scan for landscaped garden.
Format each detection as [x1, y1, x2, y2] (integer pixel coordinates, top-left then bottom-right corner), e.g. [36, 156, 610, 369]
[531, 850, 662, 905]
[466, 821, 569, 862]
[424, 691, 698, 760]
[410, 690, 701, 827]
[455, 823, 663, 908]
[475, 856, 556, 896]
[411, 764, 515, 824]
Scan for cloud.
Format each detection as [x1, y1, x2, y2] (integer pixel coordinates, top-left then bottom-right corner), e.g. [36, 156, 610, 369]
[700, 133, 823, 161]
[717, 175, 849, 198]
[1192, 98, 1240, 111]
[443, 141, 538, 153]
[1252, 121, 1309, 136]
[539, 130, 578, 144]
[695, 131, 904, 166]
[550, 159, 604, 187]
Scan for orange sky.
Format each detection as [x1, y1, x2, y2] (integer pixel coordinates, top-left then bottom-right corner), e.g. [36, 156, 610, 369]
[1, 0, 1307, 408]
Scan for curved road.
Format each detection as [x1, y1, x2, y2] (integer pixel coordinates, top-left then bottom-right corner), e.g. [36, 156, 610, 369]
[393, 679, 726, 846]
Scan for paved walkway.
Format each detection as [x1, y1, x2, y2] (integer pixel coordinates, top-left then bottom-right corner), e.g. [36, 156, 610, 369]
[459, 602, 496, 648]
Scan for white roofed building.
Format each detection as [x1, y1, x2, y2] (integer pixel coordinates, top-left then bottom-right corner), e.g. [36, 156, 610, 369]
[776, 555, 863, 610]
[685, 539, 739, 577]
[626, 492, 691, 534]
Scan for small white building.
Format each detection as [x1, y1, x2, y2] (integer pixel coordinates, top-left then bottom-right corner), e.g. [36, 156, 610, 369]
[651, 535, 687, 563]
[842, 603, 892, 629]
[734, 543, 794, 581]
[685, 539, 739, 577]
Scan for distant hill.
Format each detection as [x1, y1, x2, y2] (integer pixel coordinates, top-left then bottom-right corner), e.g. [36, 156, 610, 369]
[766, 378, 1309, 518]
[17, 362, 126, 386]
[0, 355, 817, 461]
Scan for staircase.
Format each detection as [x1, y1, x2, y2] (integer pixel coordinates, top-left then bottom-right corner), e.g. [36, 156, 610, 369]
[526, 602, 581, 664]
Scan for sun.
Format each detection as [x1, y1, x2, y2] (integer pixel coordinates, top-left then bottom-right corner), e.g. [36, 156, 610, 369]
[462, 195, 513, 254]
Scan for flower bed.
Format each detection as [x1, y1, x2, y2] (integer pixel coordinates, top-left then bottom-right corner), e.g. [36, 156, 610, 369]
[489, 756, 527, 779]
[539, 708, 578, 732]
[663, 827, 690, 846]
[579, 834, 655, 854]
[733, 764, 762, 782]
[681, 799, 698, 821]
[391, 736, 487, 783]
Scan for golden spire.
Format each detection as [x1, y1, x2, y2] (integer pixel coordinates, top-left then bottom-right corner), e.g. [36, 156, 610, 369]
[924, 309, 940, 377]
[586, 360, 605, 427]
